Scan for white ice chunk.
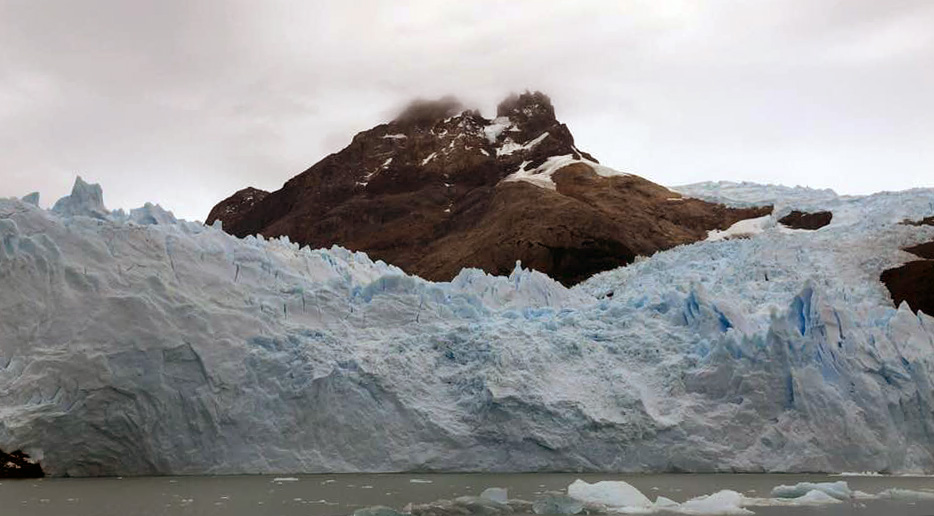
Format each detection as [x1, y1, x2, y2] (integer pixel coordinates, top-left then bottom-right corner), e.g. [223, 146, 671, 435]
[480, 487, 508, 503]
[770, 481, 852, 500]
[567, 479, 651, 508]
[876, 488, 934, 500]
[678, 490, 753, 515]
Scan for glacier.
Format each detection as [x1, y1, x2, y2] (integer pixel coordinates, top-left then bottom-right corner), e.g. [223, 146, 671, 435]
[1, 178, 934, 477]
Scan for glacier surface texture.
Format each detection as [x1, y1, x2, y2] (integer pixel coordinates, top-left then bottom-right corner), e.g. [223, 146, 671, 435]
[1, 180, 934, 476]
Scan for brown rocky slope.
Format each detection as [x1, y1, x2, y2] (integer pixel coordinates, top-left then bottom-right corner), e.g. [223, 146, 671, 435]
[207, 92, 770, 286]
[881, 217, 934, 316]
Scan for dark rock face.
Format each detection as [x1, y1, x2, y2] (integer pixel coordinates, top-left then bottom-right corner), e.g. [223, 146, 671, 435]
[206, 187, 268, 229]
[905, 241, 934, 260]
[207, 91, 771, 285]
[881, 261, 934, 316]
[778, 210, 833, 230]
[881, 216, 934, 316]
[907, 216, 934, 227]
[0, 449, 44, 478]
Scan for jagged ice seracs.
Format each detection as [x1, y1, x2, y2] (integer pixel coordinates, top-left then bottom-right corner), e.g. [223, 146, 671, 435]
[1, 178, 933, 476]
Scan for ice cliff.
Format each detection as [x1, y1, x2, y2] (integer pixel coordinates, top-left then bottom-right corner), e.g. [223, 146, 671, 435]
[1, 178, 934, 476]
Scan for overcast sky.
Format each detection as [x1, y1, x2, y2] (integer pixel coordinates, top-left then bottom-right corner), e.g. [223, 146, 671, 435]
[2, 1, 932, 221]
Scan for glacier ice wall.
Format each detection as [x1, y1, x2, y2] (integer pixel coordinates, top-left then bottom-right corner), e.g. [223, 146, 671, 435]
[1, 180, 934, 476]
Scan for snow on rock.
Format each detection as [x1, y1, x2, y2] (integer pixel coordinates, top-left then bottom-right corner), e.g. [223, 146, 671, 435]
[502, 154, 628, 190]
[496, 132, 549, 156]
[3, 180, 934, 476]
[705, 215, 771, 241]
[420, 152, 438, 166]
[567, 479, 652, 508]
[483, 116, 513, 143]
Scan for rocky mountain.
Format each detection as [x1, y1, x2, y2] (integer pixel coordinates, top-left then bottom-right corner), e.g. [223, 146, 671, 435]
[207, 92, 769, 285]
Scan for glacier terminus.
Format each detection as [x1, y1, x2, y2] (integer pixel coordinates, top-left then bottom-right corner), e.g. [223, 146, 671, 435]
[1, 178, 934, 477]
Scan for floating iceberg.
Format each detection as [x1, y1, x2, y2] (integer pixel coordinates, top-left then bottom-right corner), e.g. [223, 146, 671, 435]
[566, 479, 652, 508]
[771, 481, 852, 500]
[677, 490, 752, 515]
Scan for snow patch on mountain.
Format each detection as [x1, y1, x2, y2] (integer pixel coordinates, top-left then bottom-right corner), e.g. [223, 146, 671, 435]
[502, 154, 629, 190]
[482, 117, 513, 143]
[497, 132, 549, 157]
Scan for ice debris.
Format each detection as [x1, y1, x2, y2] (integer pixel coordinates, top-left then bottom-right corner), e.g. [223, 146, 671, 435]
[771, 481, 852, 500]
[480, 487, 508, 504]
[532, 493, 584, 515]
[353, 479, 934, 516]
[353, 506, 404, 516]
[677, 490, 752, 515]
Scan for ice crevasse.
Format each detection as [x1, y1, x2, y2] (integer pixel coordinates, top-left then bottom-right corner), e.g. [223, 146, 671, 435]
[1, 178, 934, 476]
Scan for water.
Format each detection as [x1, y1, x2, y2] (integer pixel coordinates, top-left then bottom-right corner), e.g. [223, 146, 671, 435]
[1, 473, 934, 515]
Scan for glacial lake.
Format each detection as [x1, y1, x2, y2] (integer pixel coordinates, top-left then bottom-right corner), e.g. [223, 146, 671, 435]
[2, 472, 934, 516]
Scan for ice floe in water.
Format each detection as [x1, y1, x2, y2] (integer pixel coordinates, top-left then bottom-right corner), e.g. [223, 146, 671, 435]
[771, 480, 852, 499]
[356, 479, 934, 515]
[567, 479, 652, 509]
[480, 487, 508, 503]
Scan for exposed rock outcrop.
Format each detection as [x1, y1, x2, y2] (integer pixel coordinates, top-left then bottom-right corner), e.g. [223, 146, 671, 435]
[207, 92, 770, 285]
[881, 261, 934, 316]
[905, 241, 934, 260]
[205, 187, 268, 230]
[0, 449, 44, 478]
[778, 210, 833, 230]
[881, 216, 934, 316]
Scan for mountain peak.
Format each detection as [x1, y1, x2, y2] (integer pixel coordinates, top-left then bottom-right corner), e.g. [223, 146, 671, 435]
[496, 90, 555, 121]
[392, 96, 464, 127]
[207, 92, 770, 285]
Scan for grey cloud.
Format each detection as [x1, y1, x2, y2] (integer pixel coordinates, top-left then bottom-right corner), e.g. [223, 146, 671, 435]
[1, 0, 932, 221]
